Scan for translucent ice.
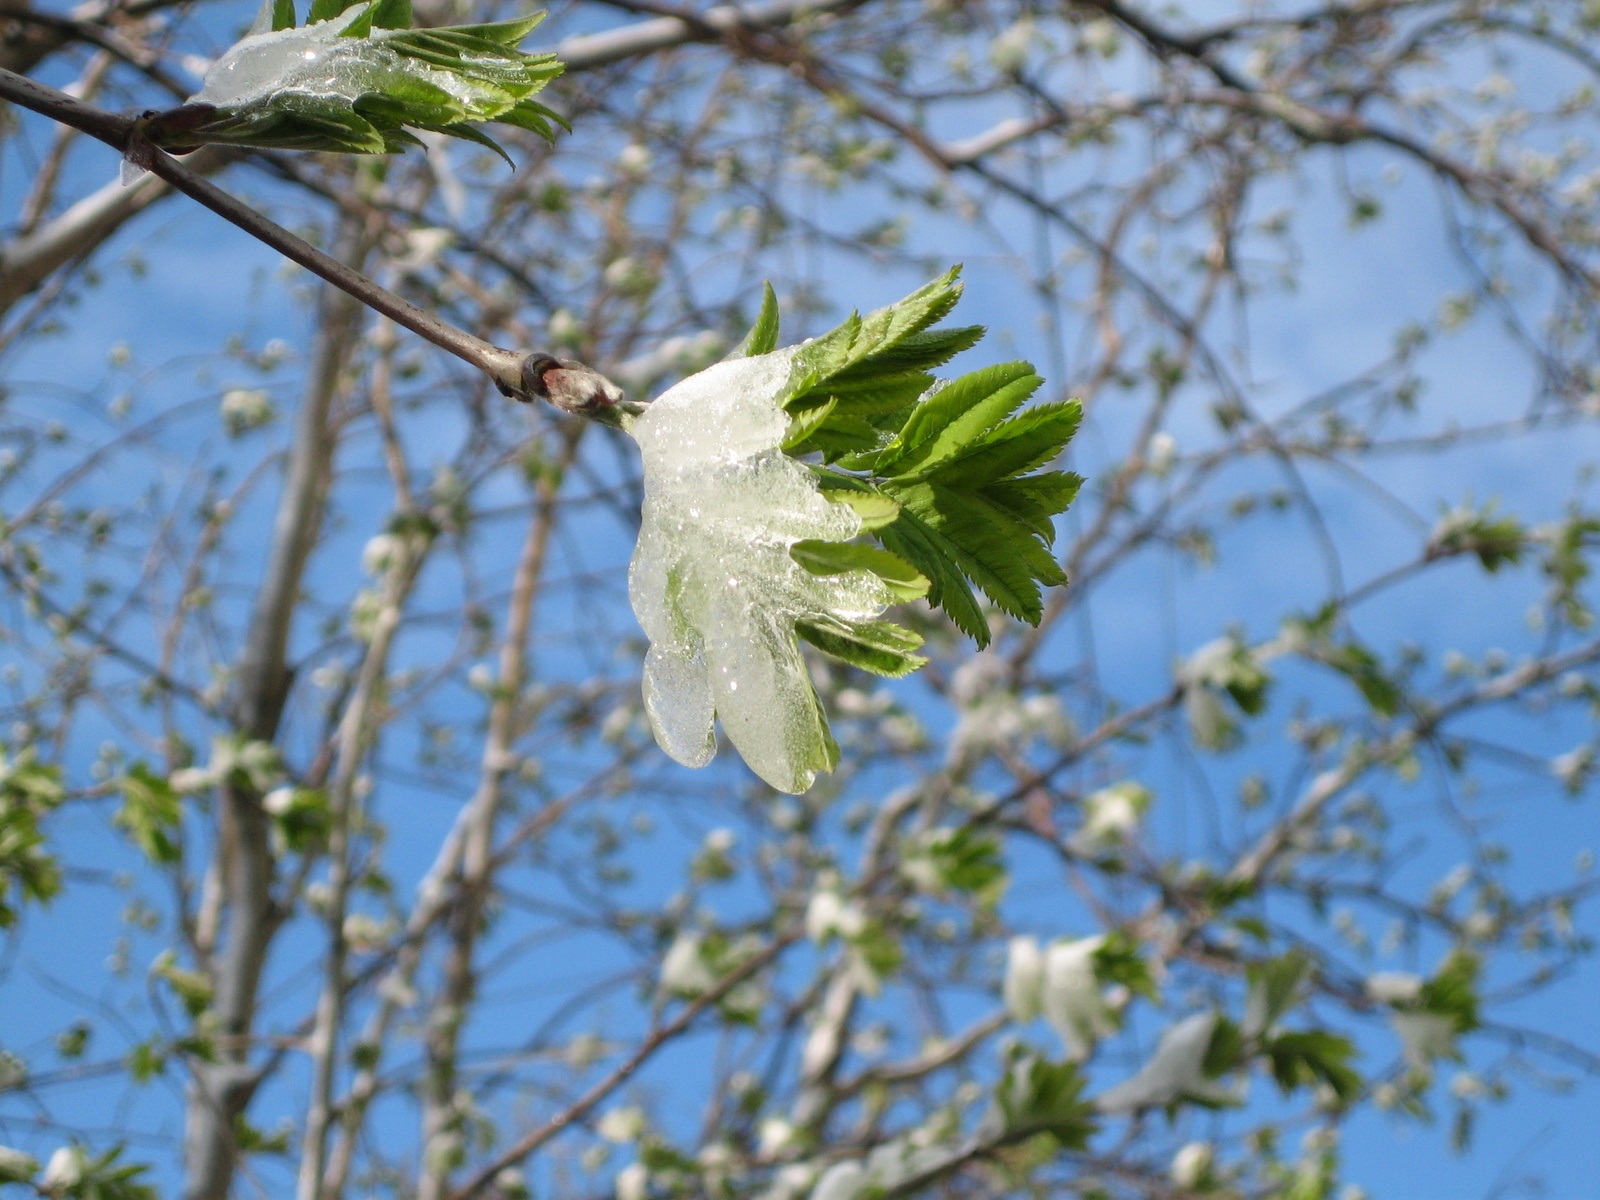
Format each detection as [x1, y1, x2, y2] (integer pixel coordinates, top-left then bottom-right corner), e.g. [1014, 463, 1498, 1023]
[1096, 1011, 1235, 1112]
[194, 11, 499, 112]
[627, 349, 893, 793]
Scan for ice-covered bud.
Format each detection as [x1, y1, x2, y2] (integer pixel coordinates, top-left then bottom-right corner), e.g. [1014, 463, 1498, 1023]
[169, 766, 214, 794]
[342, 912, 392, 950]
[362, 533, 402, 576]
[1072, 781, 1150, 851]
[806, 891, 866, 943]
[617, 143, 653, 178]
[1170, 1141, 1214, 1188]
[1003, 936, 1044, 1022]
[1147, 430, 1177, 477]
[0, 1148, 38, 1184]
[810, 1160, 866, 1200]
[659, 934, 715, 997]
[1365, 972, 1423, 1006]
[987, 18, 1037, 74]
[758, 1117, 797, 1157]
[220, 387, 275, 435]
[1392, 1011, 1456, 1068]
[394, 227, 453, 275]
[42, 1146, 84, 1191]
[603, 256, 656, 296]
[626, 349, 896, 792]
[494, 1168, 531, 1200]
[1080, 17, 1121, 57]
[597, 1106, 647, 1144]
[615, 1162, 648, 1200]
[547, 308, 583, 348]
[1042, 936, 1115, 1060]
[1097, 1012, 1233, 1112]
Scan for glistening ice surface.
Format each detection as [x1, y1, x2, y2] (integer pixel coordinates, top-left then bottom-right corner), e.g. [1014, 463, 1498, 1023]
[628, 350, 893, 793]
[194, 13, 499, 111]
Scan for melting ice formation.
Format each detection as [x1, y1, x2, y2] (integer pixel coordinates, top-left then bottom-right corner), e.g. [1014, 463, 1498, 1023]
[628, 349, 894, 794]
[194, 9, 495, 112]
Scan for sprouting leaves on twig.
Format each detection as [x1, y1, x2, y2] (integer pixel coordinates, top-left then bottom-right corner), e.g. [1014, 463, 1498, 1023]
[147, 0, 564, 158]
[626, 269, 1081, 791]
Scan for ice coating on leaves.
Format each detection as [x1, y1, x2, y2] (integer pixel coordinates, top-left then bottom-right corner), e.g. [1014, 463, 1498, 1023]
[198, 14, 375, 106]
[195, 13, 495, 111]
[628, 349, 893, 793]
[1096, 1011, 1234, 1113]
[1042, 936, 1115, 1060]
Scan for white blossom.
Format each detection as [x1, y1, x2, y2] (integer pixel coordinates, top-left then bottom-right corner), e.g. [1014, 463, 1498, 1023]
[1170, 1141, 1214, 1188]
[627, 349, 894, 792]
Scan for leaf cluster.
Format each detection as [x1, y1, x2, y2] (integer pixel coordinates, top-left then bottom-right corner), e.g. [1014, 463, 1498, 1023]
[737, 268, 1082, 663]
[150, 0, 565, 158]
[0, 749, 64, 929]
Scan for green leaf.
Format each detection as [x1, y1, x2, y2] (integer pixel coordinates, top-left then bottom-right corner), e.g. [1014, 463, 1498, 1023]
[1420, 951, 1481, 1033]
[0, 750, 64, 928]
[339, 0, 377, 36]
[370, 0, 410, 28]
[790, 539, 929, 601]
[435, 120, 514, 167]
[757, 270, 1082, 649]
[904, 826, 1005, 895]
[831, 323, 983, 377]
[910, 401, 1081, 489]
[814, 474, 901, 530]
[1244, 951, 1310, 1038]
[1322, 641, 1400, 717]
[981, 473, 1082, 545]
[994, 1051, 1099, 1149]
[152, 949, 214, 1018]
[272, 0, 297, 30]
[875, 507, 989, 643]
[116, 764, 183, 865]
[1092, 931, 1158, 1001]
[1265, 1030, 1362, 1105]
[876, 361, 1042, 477]
[444, 12, 549, 44]
[783, 267, 963, 410]
[789, 410, 881, 457]
[796, 617, 926, 677]
[782, 398, 836, 453]
[736, 282, 780, 357]
[887, 481, 1052, 623]
[307, 0, 360, 23]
